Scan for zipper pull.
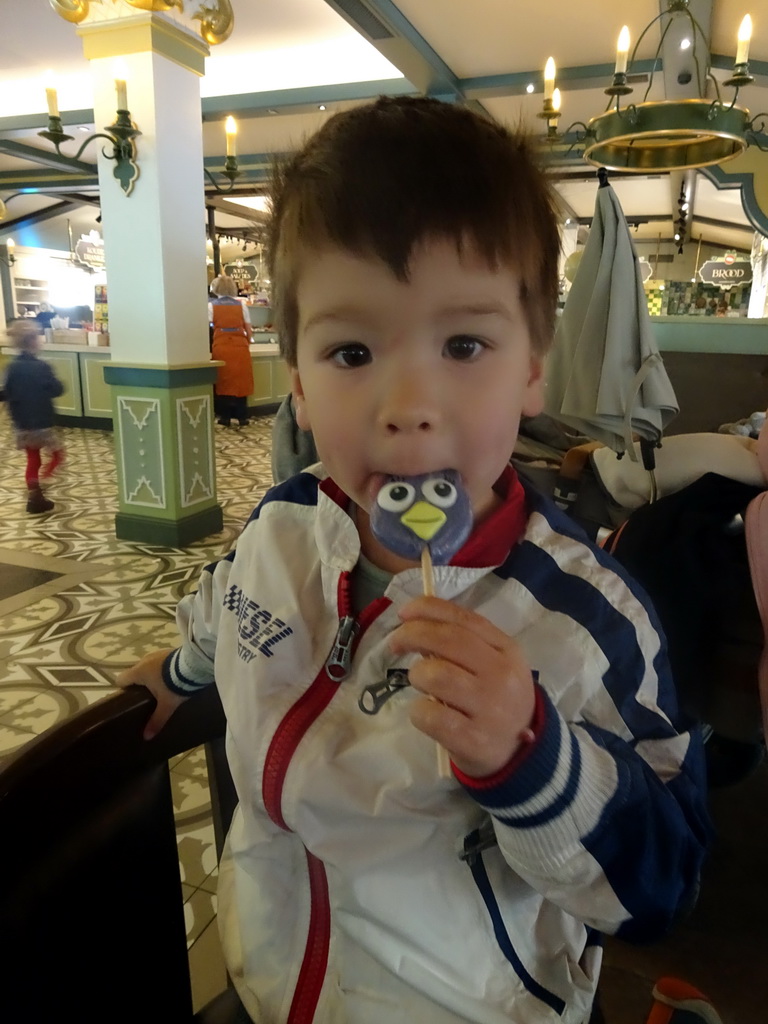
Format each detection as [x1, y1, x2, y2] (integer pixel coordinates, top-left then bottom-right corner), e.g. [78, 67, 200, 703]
[359, 669, 410, 715]
[325, 615, 360, 682]
[459, 817, 498, 866]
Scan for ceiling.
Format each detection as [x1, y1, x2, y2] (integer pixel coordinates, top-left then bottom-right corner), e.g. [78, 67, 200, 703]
[1, 0, 766, 267]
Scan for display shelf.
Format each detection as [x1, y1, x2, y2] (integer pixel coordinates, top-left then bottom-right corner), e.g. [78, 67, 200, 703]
[13, 277, 49, 314]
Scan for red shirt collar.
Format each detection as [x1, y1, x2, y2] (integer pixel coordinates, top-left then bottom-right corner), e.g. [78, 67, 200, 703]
[320, 464, 527, 570]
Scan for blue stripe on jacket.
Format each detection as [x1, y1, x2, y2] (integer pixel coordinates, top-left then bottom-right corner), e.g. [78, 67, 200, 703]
[499, 482, 681, 736]
[464, 481, 711, 942]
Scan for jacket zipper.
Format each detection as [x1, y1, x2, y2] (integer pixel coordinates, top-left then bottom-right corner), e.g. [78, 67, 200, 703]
[261, 571, 390, 1023]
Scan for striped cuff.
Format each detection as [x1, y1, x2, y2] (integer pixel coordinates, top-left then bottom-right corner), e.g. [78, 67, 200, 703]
[161, 647, 215, 697]
[458, 686, 575, 827]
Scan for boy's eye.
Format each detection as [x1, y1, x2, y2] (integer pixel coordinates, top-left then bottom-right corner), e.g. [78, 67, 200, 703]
[444, 335, 484, 361]
[330, 344, 371, 368]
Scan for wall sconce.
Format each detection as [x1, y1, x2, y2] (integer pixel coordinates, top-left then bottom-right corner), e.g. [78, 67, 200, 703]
[38, 75, 140, 196]
[205, 116, 241, 193]
[0, 238, 15, 267]
[537, 60, 562, 141]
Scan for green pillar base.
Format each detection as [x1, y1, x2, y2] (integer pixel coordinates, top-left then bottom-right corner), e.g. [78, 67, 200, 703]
[104, 363, 224, 547]
[115, 504, 224, 547]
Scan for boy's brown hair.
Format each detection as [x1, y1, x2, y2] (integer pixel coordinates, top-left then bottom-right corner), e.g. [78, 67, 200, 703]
[267, 95, 561, 366]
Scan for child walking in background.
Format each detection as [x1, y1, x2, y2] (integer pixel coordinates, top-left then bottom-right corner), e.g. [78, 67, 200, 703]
[3, 319, 65, 514]
[119, 97, 710, 1023]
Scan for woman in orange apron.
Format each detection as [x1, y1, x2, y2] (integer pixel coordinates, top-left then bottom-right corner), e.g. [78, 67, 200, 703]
[209, 275, 254, 426]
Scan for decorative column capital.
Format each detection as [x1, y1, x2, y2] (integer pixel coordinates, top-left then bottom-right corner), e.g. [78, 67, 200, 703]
[77, 12, 209, 76]
[50, 1, 234, 47]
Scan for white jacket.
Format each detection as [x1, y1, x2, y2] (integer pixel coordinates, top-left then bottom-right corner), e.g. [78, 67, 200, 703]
[165, 466, 710, 1024]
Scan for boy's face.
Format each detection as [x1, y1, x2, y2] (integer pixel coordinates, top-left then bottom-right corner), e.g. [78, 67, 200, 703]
[291, 238, 544, 561]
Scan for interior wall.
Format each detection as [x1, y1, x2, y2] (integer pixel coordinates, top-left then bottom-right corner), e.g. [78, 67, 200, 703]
[10, 205, 103, 255]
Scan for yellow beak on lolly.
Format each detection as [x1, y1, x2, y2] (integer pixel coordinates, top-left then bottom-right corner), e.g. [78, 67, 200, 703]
[400, 502, 447, 542]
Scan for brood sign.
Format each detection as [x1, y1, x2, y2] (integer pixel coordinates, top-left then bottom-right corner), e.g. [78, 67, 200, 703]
[698, 259, 752, 287]
[224, 263, 257, 283]
[75, 235, 106, 271]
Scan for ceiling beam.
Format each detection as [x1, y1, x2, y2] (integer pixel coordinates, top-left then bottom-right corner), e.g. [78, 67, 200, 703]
[55, 192, 102, 207]
[0, 168, 98, 190]
[322, 0, 462, 99]
[201, 79, 413, 122]
[0, 199, 84, 232]
[461, 61, 656, 100]
[205, 196, 266, 222]
[0, 109, 94, 140]
[0, 139, 96, 176]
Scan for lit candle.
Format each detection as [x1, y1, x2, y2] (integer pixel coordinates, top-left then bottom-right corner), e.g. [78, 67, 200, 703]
[736, 14, 752, 65]
[44, 70, 59, 118]
[113, 59, 128, 111]
[225, 115, 237, 157]
[552, 88, 561, 113]
[115, 78, 128, 110]
[544, 57, 556, 101]
[616, 25, 630, 75]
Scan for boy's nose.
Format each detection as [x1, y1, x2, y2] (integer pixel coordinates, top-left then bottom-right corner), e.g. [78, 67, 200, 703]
[378, 372, 439, 435]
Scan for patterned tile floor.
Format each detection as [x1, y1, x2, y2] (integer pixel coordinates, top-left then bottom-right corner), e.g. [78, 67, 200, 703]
[1, 410, 765, 1021]
[0, 412, 274, 1010]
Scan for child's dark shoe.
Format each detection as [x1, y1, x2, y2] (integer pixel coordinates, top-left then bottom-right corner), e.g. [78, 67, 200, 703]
[26, 486, 54, 515]
[645, 977, 723, 1024]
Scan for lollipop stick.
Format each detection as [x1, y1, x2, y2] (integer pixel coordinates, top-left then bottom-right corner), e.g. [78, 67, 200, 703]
[421, 545, 435, 596]
[421, 545, 451, 777]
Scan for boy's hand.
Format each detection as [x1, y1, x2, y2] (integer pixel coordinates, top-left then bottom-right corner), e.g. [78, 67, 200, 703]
[116, 648, 188, 740]
[389, 597, 536, 778]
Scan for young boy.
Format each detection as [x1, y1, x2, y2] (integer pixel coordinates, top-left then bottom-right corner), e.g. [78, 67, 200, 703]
[3, 319, 65, 514]
[119, 97, 710, 1024]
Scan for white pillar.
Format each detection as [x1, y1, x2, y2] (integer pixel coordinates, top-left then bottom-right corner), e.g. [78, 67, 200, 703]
[78, 15, 210, 364]
[76, 15, 223, 545]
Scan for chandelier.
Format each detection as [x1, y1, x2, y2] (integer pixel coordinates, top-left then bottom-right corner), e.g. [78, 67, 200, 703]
[542, 0, 766, 172]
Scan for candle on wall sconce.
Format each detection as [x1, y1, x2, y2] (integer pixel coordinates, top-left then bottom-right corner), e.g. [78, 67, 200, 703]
[615, 26, 630, 75]
[115, 78, 128, 111]
[225, 116, 237, 157]
[38, 57, 141, 197]
[114, 59, 128, 111]
[44, 71, 59, 118]
[1, 237, 16, 267]
[544, 57, 556, 101]
[206, 117, 241, 192]
[735, 14, 752, 66]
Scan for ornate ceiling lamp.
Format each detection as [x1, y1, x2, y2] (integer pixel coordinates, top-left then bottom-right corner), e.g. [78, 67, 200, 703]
[543, 1, 766, 172]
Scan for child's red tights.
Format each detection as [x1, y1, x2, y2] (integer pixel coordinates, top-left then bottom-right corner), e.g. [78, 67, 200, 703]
[25, 447, 64, 487]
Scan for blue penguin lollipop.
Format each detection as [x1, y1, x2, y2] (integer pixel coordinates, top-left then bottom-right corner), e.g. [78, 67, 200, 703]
[370, 470, 472, 567]
[370, 469, 472, 777]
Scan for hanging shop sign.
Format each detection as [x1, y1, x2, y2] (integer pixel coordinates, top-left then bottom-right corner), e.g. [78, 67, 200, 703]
[224, 262, 257, 283]
[637, 258, 654, 283]
[698, 258, 752, 287]
[74, 232, 106, 271]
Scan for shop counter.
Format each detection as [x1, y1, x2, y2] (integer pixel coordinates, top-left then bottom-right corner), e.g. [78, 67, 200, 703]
[248, 337, 289, 409]
[0, 344, 112, 422]
[1, 336, 288, 425]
